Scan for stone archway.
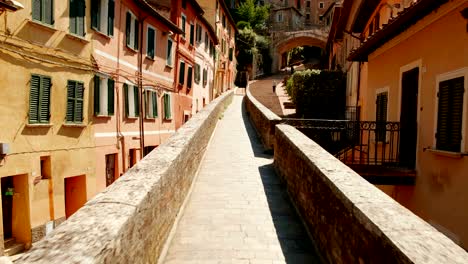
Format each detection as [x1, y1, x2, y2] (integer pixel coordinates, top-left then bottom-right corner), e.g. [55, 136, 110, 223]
[270, 29, 327, 73]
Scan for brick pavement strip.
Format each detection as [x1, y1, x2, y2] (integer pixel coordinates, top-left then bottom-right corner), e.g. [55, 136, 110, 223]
[162, 96, 321, 264]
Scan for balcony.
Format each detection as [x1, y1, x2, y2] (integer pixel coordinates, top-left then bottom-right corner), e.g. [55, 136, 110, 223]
[281, 118, 416, 185]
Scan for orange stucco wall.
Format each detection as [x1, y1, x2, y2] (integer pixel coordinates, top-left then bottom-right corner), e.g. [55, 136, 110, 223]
[365, 2, 468, 248]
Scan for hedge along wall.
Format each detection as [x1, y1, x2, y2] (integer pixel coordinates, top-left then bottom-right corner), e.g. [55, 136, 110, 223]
[16, 91, 234, 264]
[286, 69, 346, 119]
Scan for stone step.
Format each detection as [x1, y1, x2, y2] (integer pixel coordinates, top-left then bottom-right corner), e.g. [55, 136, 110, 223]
[3, 238, 15, 249]
[4, 242, 25, 256]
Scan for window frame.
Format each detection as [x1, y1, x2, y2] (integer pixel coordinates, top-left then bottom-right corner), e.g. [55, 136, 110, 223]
[91, 0, 115, 36]
[32, 0, 54, 26]
[179, 60, 186, 86]
[433, 67, 468, 153]
[69, 0, 86, 36]
[163, 93, 172, 120]
[189, 22, 195, 46]
[375, 88, 389, 143]
[144, 88, 158, 119]
[66, 80, 85, 124]
[166, 38, 174, 67]
[146, 24, 156, 59]
[187, 65, 193, 90]
[181, 13, 186, 37]
[194, 63, 201, 85]
[125, 10, 139, 51]
[123, 83, 140, 118]
[29, 74, 52, 124]
[94, 75, 115, 117]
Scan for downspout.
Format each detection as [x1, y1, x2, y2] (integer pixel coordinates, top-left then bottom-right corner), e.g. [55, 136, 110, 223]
[138, 15, 148, 157]
[117, 1, 126, 173]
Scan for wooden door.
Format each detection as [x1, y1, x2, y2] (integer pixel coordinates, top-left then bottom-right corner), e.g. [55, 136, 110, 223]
[1, 177, 13, 239]
[399, 67, 419, 168]
[105, 154, 117, 187]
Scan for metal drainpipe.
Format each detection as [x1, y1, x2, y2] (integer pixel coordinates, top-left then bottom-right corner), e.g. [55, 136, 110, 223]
[356, 61, 362, 121]
[117, 0, 126, 173]
[138, 15, 148, 157]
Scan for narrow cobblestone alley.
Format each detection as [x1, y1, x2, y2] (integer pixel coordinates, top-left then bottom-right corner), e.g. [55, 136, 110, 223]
[162, 95, 321, 264]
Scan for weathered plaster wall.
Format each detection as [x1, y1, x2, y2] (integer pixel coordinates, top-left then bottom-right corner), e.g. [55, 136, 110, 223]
[16, 91, 234, 264]
[274, 124, 468, 264]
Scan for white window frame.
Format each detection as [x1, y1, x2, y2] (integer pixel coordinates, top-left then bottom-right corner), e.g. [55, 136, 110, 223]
[166, 38, 173, 67]
[319, 2, 324, 9]
[146, 24, 156, 59]
[144, 87, 158, 119]
[98, 75, 110, 116]
[126, 81, 138, 118]
[277, 12, 283, 22]
[97, 0, 110, 34]
[163, 92, 172, 120]
[433, 67, 468, 152]
[181, 13, 186, 36]
[127, 11, 138, 50]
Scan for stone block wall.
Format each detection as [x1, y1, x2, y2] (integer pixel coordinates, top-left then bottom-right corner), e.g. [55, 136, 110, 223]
[274, 124, 468, 264]
[16, 91, 234, 264]
[244, 87, 281, 151]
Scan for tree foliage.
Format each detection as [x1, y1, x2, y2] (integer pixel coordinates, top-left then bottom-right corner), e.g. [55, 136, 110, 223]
[236, 0, 270, 33]
[286, 70, 346, 118]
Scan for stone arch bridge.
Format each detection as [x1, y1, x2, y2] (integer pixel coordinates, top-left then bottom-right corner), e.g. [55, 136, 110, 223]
[271, 27, 329, 73]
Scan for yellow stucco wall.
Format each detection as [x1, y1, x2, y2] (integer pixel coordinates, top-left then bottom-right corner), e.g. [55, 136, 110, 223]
[366, 2, 468, 249]
[0, 0, 95, 247]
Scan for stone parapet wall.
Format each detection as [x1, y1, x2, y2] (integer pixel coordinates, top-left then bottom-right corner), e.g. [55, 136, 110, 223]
[16, 91, 234, 264]
[245, 86, 281, 151]
[274, 124, 468, 264]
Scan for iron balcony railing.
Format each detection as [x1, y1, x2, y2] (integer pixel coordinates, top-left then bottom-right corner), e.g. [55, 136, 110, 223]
[281, 119, 401, 167]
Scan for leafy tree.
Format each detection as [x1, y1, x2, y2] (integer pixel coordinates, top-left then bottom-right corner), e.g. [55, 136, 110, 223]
[236, 0, 269, 33]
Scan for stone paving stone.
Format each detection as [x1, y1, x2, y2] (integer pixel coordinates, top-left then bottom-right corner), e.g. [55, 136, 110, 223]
[163, 96, 321, 264]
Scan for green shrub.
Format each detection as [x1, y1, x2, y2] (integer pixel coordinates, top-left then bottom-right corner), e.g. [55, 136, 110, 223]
[286, 69, 346, 119]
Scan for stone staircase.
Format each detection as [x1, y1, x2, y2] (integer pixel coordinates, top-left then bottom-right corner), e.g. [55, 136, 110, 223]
[4, 238, 25, 256]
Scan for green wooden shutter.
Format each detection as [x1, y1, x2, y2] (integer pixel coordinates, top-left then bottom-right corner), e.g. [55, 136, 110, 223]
[144, 90, 149, 118]
[124, 84, 129, 117]
[70, 0, 77, 34]
[189, 24, 194, 45]
[66, 81, 76, 122]
[91, 0, 99, 30]
[147, 27, 155, 58]
[40, 76, 51, 123]
[108, 0, 115, 36]
[94, 75, 100, 115]
[134, 86, 139, 117]
[376, 92, 388, 142]
[126, 12, 131, 46]
[187, 66, 193, 89]
[75, 82, 84, 122]
[437, 77, 465, 152]
[134, 19, 139, 50]
[44, 0, 53, 25]
[167, 39, 173, 65]
[108, 79, 115, 115]
[29, 75, 41, 123]
[32, 0, 41, 21]
[179, 61, 185, 85]
[152, 92, 157, 118]
[77, 0, 85, 36]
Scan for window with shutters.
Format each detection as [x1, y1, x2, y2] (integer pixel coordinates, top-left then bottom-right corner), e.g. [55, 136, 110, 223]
[436, 75, 466, 152]
[32, 0, 54, 25]
[123, 84, 140, 118]
[181, 14, 186, 36]
[179, 61, 186, 85]
[69, 0, 85, 36]
[194, 64, 201, 85]
[125, 11, 139, 50]
[163, 93, 172, 120]
[204, 32, 208, 51]
[195, 24, 202, 43]
[166, 38, 173, 66]
[144, 89, 158, 119]
[94, 75, 115, 116]
[91, 0, 114, 36]
[187, 65, 193, 90]
[375, 91, 388, 142]
[146, 25, 156, 59]
[229, 47, 233, 61]
[29, 74, 52, 124]
[66, 80, 84, 123]
[189, 23, 195, 46]
[202, 68, 207, 88]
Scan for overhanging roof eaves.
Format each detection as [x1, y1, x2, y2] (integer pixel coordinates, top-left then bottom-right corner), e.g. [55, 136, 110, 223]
[135, 0, 183, 34]
[348, 0, 449, 62]
[199, 15, 219, 45]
